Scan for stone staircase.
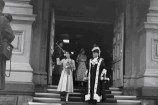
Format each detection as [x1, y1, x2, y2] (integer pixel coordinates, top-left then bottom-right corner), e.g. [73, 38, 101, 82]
[28, 85, 62, 105]
[28, 85, 141, 105]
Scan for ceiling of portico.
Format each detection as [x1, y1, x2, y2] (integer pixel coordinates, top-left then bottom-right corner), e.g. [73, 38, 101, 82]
[53, 0, 115, 24]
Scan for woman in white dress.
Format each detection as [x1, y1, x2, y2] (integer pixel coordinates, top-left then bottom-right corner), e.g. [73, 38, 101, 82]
[56, 51, 76, 102]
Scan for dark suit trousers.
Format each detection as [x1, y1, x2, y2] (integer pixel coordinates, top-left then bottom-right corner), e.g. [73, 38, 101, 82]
[0, 55, 6, 90]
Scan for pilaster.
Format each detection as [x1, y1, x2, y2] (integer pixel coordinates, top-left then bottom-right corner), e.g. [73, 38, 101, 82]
[30, 0, 51, 85]
[135, 2, 158, 105]
[2, 0, 35, 91]
[137, 5, 158, 88]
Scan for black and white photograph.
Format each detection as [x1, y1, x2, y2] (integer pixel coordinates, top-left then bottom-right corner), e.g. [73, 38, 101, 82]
[0, 0, 158, 105]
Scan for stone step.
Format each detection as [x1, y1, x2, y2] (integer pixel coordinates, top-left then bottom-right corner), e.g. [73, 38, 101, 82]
[63, 102, 140, 105]
[48, 85, 58, 89]
[69, 97, 84, 102]
[106, 95, 137, 99]
[69, 92, 83, 95]
[109, 87, 120, 91]
[74, 88, 85, 93]
[111, 91, 123, 95]
[69, 93, 84, 97]
[47, 89, 60, 93]
[35, 92, 60, 98]
[48, 85, 85, 90]
[64, 102, 117, 105]
[47, 88, 84, 93]
[106, 90, 123, 95]
[47, 87, 85, 93]
[33, 97, 61, 103]
[114, 95, 137, 99]
[117, 100, 141, 104]
[28, 102, 62, 105]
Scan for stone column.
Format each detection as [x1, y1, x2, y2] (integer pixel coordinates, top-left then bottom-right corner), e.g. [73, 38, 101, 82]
[136, 0, 158, 102]
[2, 0, 35, 91]
[0, 0, 36, 104]
[29, 0, 51, 86]
[137, 0, 158, 88]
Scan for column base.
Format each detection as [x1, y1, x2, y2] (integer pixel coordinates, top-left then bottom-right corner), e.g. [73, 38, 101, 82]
[33, 71, 47, 85]
[0, 81, 34, 95]
[136, 87, 158, 105]
[137, 87, 158, 97]
[0, 95, 32, 105]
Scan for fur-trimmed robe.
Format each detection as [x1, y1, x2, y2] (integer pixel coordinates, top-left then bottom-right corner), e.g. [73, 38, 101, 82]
[85, 57, 107, 102]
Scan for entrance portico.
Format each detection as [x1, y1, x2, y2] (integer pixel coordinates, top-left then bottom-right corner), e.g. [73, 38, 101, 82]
[1, 0, 158, 104]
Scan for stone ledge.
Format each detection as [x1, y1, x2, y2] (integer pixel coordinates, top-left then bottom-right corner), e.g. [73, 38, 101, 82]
[0, 82, 34, 95]
[136, 87, 158, 97]
[0, 95, 32, 105]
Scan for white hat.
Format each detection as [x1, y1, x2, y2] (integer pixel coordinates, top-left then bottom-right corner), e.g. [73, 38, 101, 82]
[92, 46, 101, 56]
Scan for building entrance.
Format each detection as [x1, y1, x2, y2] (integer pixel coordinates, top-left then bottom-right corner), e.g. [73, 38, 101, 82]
[51, 20, 114, 87]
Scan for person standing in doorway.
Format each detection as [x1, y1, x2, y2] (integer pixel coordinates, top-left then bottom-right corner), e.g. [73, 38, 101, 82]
[57, 51, 76, 102]
[85, 46, 108, 104]
[52, 40, 65, 85]
[76, 48, 87, 86]
[0, 0, 15, 90]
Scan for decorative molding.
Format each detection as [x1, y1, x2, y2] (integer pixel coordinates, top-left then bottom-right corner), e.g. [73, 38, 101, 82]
[144, 69, 158, 77]
[6, 62, 33, 72]
[3, 0, 36, 23]
[11, 30, 25, 54]
[5, 2, 32, 8]
[56, 15, 113, 24]
[4, 2, 33, 15]
[124, 75, 137, 79]
[151, 38, 158, 61]
[33, 71, 47, 75]
[11, 14, 36, 22]
[0, 81, 34, 95]
[4, 0, 31, 2]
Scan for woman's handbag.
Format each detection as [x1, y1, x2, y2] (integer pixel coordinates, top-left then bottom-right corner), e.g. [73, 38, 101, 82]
[0, 41, 13, 60]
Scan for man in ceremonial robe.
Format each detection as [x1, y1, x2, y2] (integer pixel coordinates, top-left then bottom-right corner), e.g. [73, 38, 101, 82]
[85, 46, 108, 104]
[0, 0, 15, 90]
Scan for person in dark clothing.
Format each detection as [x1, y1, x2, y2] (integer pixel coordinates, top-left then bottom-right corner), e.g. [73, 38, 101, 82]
[52, 40, 65, 85]
[4, 13, 13, 22]
[85, 46, 109, 104]
[0, 0, 15, 90]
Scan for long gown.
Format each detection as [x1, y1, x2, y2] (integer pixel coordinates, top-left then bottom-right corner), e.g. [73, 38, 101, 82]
[76, 54, 87, 81]
[85, 57, 107, 102]
[57, 58, 75, 93]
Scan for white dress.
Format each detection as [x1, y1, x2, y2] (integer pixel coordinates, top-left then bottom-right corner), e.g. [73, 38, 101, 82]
[57, 58, 75, 92]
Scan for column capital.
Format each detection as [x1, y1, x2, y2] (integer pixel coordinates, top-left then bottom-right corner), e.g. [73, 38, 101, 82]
[4, 0, 31, 3]
[3, 0, 36, 23]
[150, 0, 158, 7]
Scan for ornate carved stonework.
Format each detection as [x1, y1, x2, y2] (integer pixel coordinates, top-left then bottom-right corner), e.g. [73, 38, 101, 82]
[12, 30, 24, 54]
[152, 38, 158, 61]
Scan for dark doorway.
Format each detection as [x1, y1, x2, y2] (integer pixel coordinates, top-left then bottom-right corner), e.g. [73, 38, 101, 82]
[54, 20, 114, 86]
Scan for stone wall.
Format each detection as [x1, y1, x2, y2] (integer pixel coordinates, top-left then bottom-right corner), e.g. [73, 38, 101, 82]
[123, 0, 150, 94]
[3, 0, 35, 84]
[30, 0, 52, 85]
[115, 0, 158, 104]
[0, 0, 37, 104]
[0, 95, 32, 105]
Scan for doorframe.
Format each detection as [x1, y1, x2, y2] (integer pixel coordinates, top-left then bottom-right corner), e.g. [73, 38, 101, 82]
[47, 8, 55, 85]
[112, 13, 125, 87]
